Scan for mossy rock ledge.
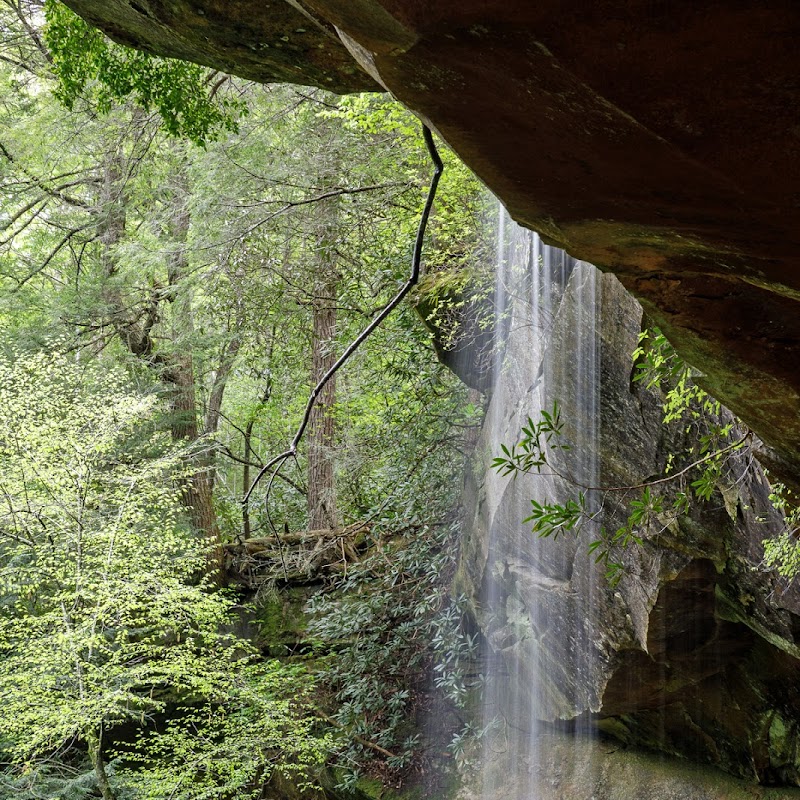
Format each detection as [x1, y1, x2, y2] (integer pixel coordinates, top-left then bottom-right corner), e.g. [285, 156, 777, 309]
[412, 266, 496, 394]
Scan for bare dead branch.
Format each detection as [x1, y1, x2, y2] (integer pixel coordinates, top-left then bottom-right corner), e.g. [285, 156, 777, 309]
[243, 124, 443, 514]
[220, 182, 407, 211]
[208, 74, 231, 100]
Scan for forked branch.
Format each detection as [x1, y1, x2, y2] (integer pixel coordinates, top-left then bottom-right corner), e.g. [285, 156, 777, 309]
[242, 124, 443, 512]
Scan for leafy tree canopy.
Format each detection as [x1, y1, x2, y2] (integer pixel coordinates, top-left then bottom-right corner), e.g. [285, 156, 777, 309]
[0, 5, 490, 788]
[0, 345, 329, 799]
[43, 0, 244, 144]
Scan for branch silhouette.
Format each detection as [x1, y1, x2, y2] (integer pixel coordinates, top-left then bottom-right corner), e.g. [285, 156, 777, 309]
[242, 124, 444, 538]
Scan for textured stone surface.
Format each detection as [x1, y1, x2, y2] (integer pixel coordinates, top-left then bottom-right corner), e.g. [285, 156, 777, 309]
[61, 0, 378, 91]
[457, 732, 800, 800]
[455, 263, 800, 786]
[412, 267, 496, 394]
[64, 0, 800, 487]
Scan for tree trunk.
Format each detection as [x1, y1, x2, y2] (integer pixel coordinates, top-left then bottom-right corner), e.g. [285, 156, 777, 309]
[87, 726, 116, 800]
[97, 150, 224, 581]
[165, 350, 224, 579]
[99, 152, 126, 280]
[307, 212, 339, 531]
[163, 172, 225, 582]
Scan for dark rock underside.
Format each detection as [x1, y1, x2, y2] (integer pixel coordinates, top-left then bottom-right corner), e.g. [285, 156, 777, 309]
[62, 1, 800, 481]
[61, 0, 378, 92]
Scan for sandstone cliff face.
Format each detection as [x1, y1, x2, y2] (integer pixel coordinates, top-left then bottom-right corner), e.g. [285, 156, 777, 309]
[62, 0, 800, 489]
[455, 259, 800, 787]
[60, 0, 377, 92]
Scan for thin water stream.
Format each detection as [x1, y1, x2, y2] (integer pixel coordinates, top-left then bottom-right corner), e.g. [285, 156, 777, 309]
[480, 206, 602, 797]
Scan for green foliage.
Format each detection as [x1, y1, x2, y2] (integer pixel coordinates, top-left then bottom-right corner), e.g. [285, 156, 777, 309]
[413, 265, 495, 355]
[0, 346, 328, 797]
[321, 93, 489, 272]
[632, 327, 720, 424]
[307, 521, 478, 786]
[190, 86, 484, 539]
[119, 662, 330, 800]
[0, 758, 100, 800]
[762, 482, 800, 578]
[0, 20, 488, 787]
[491, 403, 567, 477]
[0, 347, 205, 754]
[494, 330, 752, 585]
[43, 0, 243, 144]
[526, 494, 588, 538]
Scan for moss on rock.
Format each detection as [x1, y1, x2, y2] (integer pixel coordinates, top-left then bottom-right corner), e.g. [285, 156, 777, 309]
[412, 266, 496, 393]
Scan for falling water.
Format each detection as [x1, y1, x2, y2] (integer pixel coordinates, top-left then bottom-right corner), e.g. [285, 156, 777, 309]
[479, 204, 602, 797]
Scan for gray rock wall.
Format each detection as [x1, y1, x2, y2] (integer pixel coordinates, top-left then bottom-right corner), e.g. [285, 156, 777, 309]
[456, 732, 800, 800]
[456, 267, 800, 788]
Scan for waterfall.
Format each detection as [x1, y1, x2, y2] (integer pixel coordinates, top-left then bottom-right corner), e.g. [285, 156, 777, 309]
[479, 205, 602, 797]
[456, 202, 800, 799]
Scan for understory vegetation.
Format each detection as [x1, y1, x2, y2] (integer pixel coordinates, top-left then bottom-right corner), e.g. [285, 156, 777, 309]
[0, 2, 488, 797]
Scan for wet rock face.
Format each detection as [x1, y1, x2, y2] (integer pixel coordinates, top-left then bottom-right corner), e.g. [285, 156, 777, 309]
[455, 268, 800, 785]
[64, 0, 800, 488]
[459, 732, 800, 800]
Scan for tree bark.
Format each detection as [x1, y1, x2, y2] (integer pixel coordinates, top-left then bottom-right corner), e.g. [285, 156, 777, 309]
[307, 212, 339, 531]
[98, 151, 125, 280]
[87, 726, 116, 800]
[163, 171, 225, 582]
[165, 350, 223, 576]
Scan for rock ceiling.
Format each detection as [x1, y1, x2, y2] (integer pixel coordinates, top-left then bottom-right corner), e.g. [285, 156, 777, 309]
[65, 0, 800, 483]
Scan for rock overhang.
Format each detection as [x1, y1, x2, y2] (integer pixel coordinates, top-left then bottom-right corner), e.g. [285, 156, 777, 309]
[63, 0, 800, 484]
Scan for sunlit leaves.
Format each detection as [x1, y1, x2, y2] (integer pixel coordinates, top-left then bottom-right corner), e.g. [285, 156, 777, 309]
[0, 346, 327, 796]
[762, 482, 800, 578]
[0, 347, 206, 754]
[43, 0, 244, 145]
[632, 327, 720, 424]
[491, 403, 567, 477]
[119, 662, 331, 800]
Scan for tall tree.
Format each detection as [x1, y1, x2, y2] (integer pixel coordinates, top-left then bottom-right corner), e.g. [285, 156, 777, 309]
[90, 136, 227, 577]
[306, 141, 342, 530]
